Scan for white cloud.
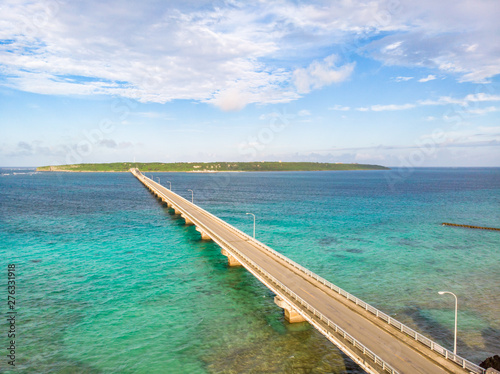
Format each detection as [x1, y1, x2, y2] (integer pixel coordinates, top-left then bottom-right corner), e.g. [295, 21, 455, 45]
[329, 105, 350, 111]
[477, 126, 500, 135]
[418, 126, 500, 147]
[464, 44, 478, 53]
[384, 41, 403, 52]
[366, 0, 500, 83]
[464, 93, 500, 103]
[395, 76, 413, 82]
[298, 110, 311, 116]
[419, 74, 436, 82]
[0, 0, 300, 110]
[466, 106, 499, 115]
[418, 93, 500, 106]
[354, 92, 500, 114]
[355, 103, 415, 111]
[1, 0, 360, 108]
[1, 0, 499, 109]
[293, 54, 355, 94]
[370, 103, 416, 111]
[209, 86, 253, 112]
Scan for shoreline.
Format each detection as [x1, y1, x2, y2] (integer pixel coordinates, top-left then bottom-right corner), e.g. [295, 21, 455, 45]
[37, 169, 387, 173]
[36, 162, 390, 173]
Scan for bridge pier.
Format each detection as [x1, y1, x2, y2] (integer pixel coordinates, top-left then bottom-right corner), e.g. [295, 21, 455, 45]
[196, 227, 212, 240]
[181, 214, 194, 225]
[221, 248, 242, 266]
[173, 206, 182, 215]
[274, 296, 306, 323]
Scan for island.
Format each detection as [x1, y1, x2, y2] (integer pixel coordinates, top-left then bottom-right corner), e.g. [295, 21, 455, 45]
[37, 162, 389, 172]
[36, 162, 389, 173]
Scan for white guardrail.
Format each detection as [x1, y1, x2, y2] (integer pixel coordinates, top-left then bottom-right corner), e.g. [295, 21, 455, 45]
[135, 172, 398, 374]
[134, 170, 485, 374]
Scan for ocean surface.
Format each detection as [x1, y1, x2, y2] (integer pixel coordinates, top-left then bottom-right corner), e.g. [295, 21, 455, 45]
[1, 168, 499, 373]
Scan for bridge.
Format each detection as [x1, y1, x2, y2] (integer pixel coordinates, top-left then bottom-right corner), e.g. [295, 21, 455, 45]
[131, 168, 488, 374]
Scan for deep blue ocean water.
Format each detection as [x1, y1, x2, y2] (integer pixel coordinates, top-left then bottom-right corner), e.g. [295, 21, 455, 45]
[1, 168, 499, 373]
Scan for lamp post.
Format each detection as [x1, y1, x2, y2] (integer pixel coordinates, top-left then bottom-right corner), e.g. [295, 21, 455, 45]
[246, 213, 256, 238]
[167, 181, 171, 190]
[188, 189, 193, 203]
[157, 177, 160, 184]
[438, 291, 458, 355]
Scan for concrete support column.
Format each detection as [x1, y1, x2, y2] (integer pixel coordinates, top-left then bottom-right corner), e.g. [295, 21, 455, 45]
[196, 227, 212, 240]
[221, 248, 242, 266]
[173, 206, 182, 215]
[274, 296, 307, 323]
[181, 214, 194, 225]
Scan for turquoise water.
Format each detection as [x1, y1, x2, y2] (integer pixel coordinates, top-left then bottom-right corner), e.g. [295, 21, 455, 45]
[1, 168, 499, 373]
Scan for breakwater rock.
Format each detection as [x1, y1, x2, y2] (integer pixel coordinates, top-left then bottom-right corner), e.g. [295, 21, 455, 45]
[480, 355, 500, 371]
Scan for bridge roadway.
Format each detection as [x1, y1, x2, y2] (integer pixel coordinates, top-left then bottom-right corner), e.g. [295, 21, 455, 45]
[131, 169, 480, 374]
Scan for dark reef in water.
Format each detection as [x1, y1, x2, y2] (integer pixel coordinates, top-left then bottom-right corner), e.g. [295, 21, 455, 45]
[480, 355, 500, 370]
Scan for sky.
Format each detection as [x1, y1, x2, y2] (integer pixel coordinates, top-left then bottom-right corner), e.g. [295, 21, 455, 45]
[1, 0, 499, 167]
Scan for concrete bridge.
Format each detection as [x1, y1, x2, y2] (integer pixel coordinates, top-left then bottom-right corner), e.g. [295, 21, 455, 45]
[131, 168, 488, 374]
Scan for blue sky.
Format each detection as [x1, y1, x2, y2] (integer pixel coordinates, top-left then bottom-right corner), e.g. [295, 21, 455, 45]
[1, 0, 499, 167]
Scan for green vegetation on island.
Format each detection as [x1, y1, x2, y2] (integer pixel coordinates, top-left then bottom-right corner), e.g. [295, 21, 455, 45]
[37, 162, 389, 172]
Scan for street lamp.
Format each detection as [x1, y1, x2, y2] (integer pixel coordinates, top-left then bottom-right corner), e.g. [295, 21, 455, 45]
[157, 177, 160, 184]
[246, 213, 256, 238]
[167, 181, 171, 190]
[438, 291, 458, 355]
[188, 189, 193, 203]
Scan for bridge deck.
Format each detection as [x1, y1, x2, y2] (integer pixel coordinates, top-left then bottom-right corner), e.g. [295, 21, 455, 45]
[131, 169, 479, 374]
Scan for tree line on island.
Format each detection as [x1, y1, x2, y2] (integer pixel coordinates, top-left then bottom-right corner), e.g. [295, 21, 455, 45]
[37, 162, 389, 172]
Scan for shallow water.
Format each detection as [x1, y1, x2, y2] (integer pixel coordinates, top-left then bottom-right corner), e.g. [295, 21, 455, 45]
[1, 168, 499, 373]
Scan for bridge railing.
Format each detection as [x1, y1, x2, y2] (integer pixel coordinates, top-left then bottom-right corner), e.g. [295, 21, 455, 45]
[190, 206, 485, 374]
[250, 243, 483, 373]
[137, 172, 485, 374]
[231, 244, 401, 374]
[156, 196, 400, 373]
